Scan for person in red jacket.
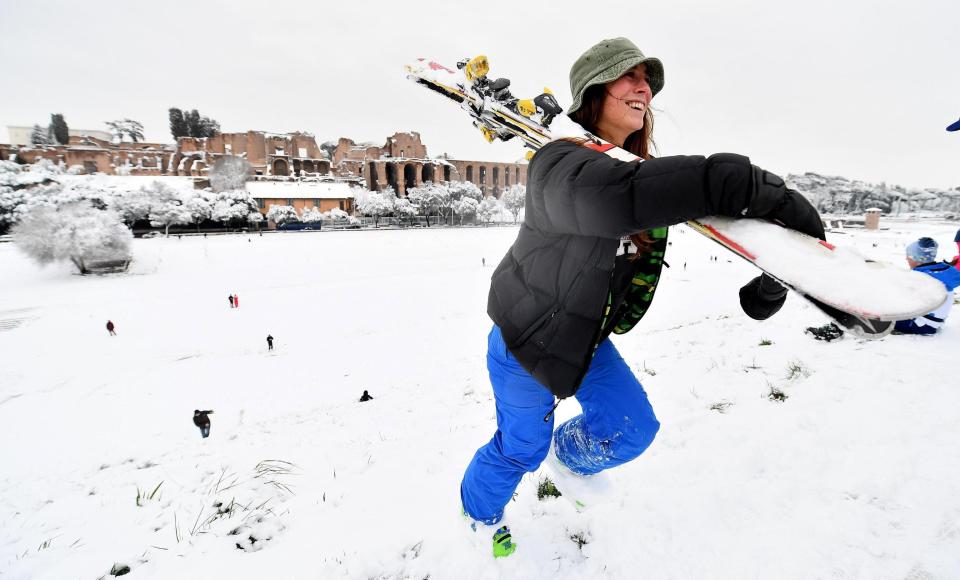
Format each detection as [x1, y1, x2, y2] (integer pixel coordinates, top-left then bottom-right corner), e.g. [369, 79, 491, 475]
[106, 320, 116, 336]
[233, 293, 239, 308]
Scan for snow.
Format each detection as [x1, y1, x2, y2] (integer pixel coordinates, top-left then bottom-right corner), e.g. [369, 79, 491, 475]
[1, 219, 959, 579]
[700, 216, 948, 319]
[245, 180, 353, 200]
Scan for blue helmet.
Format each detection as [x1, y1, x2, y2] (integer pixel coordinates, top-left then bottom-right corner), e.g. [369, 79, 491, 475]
[906, 237, 938, 263]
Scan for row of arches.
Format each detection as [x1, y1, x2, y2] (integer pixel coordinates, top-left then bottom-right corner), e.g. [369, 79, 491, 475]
[367, 161, 454, 195]
[272, 158, 332, 177]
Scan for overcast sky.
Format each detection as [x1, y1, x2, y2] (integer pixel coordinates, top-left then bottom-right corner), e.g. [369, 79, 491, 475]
[2, 0, 957, 188]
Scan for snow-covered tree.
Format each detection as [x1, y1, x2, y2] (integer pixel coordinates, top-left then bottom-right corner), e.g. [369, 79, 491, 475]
[210, 156, 250, 193]
[30, 124, 51, 145]
[452, 196, 479, 225]
[107, 184, 153, 226]
[448, 180, 482, 203]
[105, 119, 145, 143]
[407, 182, 449, 226]
[501, 184, 526, 223]
[356, 191, 395, 227]
[181, 189, 212, 231]
[0, 160, 68, 233]
[211, 190, 260, 227]
[12, 202, 133, 274]
[393, 197, 417, 224]
[477, 196, 502, 224]
[144, 181, 193, 236]
[266, 204, 299, 225]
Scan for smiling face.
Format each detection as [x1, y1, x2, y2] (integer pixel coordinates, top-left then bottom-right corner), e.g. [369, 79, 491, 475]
[594, 64, 652, 147]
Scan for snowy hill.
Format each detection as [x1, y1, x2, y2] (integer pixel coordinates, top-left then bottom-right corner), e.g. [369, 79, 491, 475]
[1, 222, 959, 579]
[787, 173, 960, 217]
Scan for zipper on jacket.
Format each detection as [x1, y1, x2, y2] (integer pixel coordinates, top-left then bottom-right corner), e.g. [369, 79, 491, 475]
[543, 398, 563, 422]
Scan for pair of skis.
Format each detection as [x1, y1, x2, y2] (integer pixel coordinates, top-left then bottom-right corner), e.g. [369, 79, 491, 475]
[405, 56, 947, 338]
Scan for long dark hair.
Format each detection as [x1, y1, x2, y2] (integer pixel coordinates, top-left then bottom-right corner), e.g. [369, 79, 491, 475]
[568, 84, 658, 256]
[568, 84, 656, 160]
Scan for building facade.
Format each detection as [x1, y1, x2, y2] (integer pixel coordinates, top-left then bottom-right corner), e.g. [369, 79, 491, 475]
[11, 136, 176, 176]
[175, 131, 331, 178]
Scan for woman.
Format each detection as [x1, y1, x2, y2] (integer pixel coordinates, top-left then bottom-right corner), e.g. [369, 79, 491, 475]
[460, 37, 825, 558]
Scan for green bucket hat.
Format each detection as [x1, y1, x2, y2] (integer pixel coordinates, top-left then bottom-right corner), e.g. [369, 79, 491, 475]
[568, 37, 665, 115]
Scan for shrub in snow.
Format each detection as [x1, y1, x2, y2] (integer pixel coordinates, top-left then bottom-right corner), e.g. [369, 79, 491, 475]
[767, 385, 788, 402]
[324, 207, 349, 221]
[266, 204, 299, 225]
[501, 184, 526, 222]
[210, 156, 251, 193]
[12, 201, 133, 274]
[300, 206, 323, 223]
[537, 476, 562, 500]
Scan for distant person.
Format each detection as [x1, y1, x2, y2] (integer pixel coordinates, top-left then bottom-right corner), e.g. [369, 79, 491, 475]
[228, 295, 235, 308]
[893, 237, 960, 335]
[947, 117, 960, 132]
[193, 410, 213, 438]
[266, 334, 274, 351]
[359, 390, 373, 402]
[233, 294, 239, 308]
[106, 320, 116, 336]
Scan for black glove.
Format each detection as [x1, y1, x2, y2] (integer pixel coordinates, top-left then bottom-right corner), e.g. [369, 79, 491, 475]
[739, 273, 788, 320]
[745, 167, 826, 241]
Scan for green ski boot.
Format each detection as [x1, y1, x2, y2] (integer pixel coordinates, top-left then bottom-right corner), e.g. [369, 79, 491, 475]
[463, 508, 517, 558]
[492, 526, 517, 558]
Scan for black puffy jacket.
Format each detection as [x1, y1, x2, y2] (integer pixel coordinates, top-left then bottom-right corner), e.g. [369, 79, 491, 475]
[487, 139, 803, 399]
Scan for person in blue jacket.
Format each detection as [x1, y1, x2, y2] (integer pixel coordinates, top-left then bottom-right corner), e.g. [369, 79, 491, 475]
[894, 237, 960, 335]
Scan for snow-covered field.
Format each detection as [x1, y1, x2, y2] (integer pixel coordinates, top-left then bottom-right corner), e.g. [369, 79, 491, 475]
[1, 220, 959, 580]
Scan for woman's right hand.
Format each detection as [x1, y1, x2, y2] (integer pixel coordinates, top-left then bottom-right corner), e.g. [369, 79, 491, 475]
[745, 167, 826, 241]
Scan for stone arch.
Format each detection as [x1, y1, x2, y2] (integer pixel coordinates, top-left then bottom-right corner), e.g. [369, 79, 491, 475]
[404, 163, 418, 191]
[293, 159, 302, 177]
[443, 165, 451, 182]
[369, 162, 380, 191]
[386, 163, 399, 192]
[421, 164, 434, 183]
[302, 160, 316, 174]
[273, 158, 289, 176]
[318, 160, 331, 174]
[466, 165, 474, 182]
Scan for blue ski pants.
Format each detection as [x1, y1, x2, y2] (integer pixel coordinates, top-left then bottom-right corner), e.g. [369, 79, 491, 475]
[461, 325, 660, 524]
